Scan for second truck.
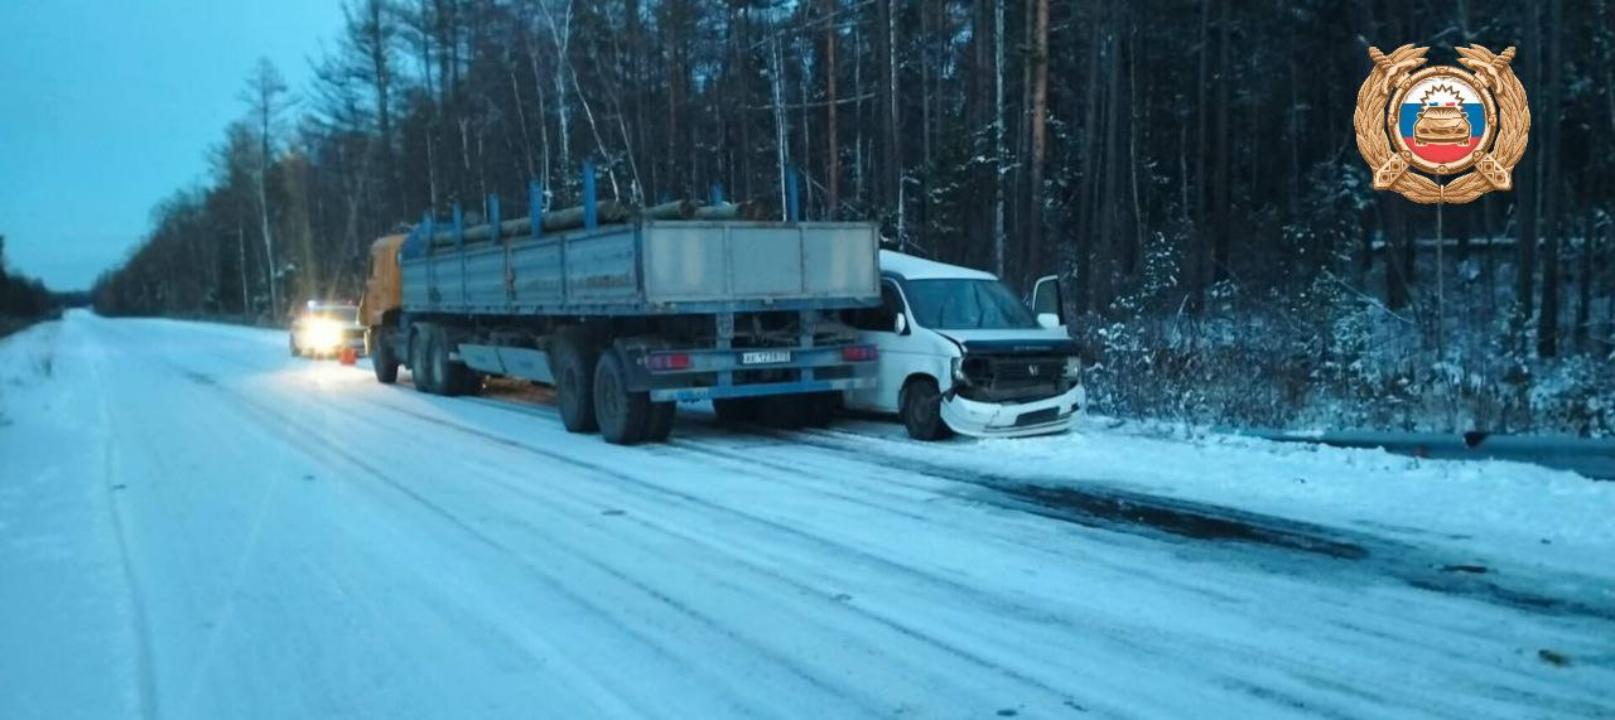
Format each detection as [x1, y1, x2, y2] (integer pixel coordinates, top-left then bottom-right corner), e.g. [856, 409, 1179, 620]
[358, 174, 882, 445]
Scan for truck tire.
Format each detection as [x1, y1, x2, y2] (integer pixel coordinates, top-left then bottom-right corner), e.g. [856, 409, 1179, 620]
[372, 328, 400, 384]
[900, 378, 952, 441]
[712, 398, 757, 424]
[428, 325, 483, 396]
[594, 350, 650, 445]
[428, 325, 460, 396]
[645, 402, 677, 442]
[409, 324, 435, 393]
[553, 329, 600, 433]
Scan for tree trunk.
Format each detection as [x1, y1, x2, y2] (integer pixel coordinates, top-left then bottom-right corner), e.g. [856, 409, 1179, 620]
[1211, 0, 1231, 284]
[1574, 206, 1594, 350]
[992, 0, 1006, 279]
[1514, 5, 1541, 348]
[1190, 0, 1210, 313]
[365, 0, 395, 218]
[256, 115, 279, 315]
[1385, 199, 1409, 310]
[1537, 0, 1564, 358]
[770, 37, 790, 218]
[1023, 0, 1049, 287]
[824, 0, 840, 219]
[878, 0, 902, 239]
[238, 222, 250, 315]
[1075, 6, 1102, 313]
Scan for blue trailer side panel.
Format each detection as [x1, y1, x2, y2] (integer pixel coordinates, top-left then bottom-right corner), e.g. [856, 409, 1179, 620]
[400, 221, 879, 318]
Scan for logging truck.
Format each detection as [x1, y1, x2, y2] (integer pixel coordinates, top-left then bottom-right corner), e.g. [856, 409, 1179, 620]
[357, 167, 881, 444]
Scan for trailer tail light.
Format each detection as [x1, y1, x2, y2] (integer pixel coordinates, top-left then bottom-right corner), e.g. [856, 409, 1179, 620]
[841, 344, 879, 362]
[646, 352, 692, 372]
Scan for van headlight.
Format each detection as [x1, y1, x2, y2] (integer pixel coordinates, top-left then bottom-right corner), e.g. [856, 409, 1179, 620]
[951, 356, 964, 381]
[1063, 355, 1082, 379]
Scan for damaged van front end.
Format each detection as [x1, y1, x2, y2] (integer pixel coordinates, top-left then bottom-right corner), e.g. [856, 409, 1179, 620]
[940, 336, 1086, 438]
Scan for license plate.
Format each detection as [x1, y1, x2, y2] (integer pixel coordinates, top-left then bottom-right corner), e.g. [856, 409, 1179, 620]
[740, 350, 792, 365]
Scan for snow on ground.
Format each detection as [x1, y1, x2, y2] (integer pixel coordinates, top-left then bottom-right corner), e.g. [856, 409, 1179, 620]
[812, 412, 1615, 584]
[2, 311, 1613, 719]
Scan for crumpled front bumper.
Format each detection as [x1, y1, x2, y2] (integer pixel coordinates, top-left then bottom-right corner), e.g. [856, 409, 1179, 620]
[941, 384, 1085, 438]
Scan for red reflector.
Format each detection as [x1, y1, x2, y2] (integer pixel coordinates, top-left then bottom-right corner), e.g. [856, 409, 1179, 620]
[841, 345, 878, 362]
[647, 352, 692, 371]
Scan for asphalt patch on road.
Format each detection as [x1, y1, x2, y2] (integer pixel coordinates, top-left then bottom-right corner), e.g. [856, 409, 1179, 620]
[779, 431, 1615, 622]
[1003, 483, 1369, 559]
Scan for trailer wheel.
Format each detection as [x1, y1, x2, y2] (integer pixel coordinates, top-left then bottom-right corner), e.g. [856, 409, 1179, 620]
[554, 329, 600, 433]
[409, 324, 436, 393]
[712, 398, 757, 424]
[594, 350, 650, 445]
[804, 393, 836, 428]
[372, 328, 399, 384]
[757, 395, 808, 429]
[645, 402, 677, 442]
[900, 378, 952, 441]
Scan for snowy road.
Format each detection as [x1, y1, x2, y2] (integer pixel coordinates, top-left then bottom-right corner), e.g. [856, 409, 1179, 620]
[3, 312, 1613, 719]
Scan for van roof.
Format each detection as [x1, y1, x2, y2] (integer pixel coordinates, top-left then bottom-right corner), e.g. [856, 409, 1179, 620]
[879, 250, 998, 281]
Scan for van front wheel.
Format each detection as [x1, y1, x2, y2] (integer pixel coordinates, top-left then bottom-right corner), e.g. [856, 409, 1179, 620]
[899, 378, 952, 441]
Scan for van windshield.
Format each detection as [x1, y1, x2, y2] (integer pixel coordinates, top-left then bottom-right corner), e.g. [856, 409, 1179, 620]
[903, 279, 1038, 330]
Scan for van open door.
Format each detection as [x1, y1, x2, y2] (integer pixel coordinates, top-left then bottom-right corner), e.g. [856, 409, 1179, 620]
[1030, 275, 1063, 329]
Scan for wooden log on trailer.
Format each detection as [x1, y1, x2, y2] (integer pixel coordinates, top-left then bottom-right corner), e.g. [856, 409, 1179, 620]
[428, 201, 632, 246]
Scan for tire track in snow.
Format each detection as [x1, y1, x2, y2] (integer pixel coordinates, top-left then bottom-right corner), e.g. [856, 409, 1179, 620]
[343, 395, 1520, 720]
[83, 324, 163, 720]
[396, 388, 1615, 714]
[417, 395, 1612, 715]
[134, 335, 1355, 718]
[456, 389, 1615, 627]
[651, 437, 1605, 719]
[378, 440, 1114, 717]
[455, 396, 1273, 608]
[150, 362, 890, 719]
[779, 428, 1615, 623]
[122, 324, 1615, 713]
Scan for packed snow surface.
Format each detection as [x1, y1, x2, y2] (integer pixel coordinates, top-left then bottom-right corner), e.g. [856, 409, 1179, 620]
[2, 312, 1612, 719]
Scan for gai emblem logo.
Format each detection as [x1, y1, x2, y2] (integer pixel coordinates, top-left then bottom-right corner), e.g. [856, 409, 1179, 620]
[1354, 44, 1530, 204]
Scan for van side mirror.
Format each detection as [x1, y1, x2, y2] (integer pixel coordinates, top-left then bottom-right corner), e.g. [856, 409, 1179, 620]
[893, 313, 908, 335]
[1036, 312, 1061, 330]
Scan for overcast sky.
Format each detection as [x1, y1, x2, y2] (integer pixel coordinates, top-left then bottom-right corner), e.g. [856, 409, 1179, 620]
[0, 0, 347, 291]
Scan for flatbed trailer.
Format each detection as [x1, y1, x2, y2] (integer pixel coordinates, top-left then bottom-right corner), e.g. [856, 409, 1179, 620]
[360, 173, 881, 444]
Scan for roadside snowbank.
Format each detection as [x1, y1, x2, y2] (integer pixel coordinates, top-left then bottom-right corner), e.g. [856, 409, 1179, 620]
[821, 413, 1615, 582]
[0, 319, 144, 719]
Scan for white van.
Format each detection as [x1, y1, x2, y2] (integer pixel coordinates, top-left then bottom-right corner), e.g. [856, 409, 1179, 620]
[842, 250, 1085, 440]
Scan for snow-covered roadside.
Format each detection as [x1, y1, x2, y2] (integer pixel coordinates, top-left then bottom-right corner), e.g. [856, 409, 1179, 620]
[0, 319, 144, 718]
[814, 413, 1615, 583]
[5, 312, 1613, 718]
[71, 314, 1615, 582]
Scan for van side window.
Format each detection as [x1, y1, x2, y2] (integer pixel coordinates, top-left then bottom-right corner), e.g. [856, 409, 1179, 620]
[851, 281, 904, 332]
